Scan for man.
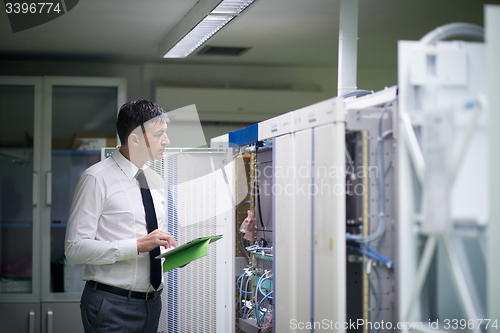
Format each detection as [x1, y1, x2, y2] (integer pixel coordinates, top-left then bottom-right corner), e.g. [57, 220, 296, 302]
[65, 100, 177, 333]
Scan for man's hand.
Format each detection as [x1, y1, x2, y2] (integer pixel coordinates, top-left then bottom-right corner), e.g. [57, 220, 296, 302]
[137, 230, 177, 253]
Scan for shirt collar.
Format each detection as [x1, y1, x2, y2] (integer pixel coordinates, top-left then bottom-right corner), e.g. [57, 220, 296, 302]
[111, 148, 142, 182]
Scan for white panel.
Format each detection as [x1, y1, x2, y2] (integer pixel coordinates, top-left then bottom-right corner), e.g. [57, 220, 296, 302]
[258, 111, 293, 141]
[397, 40, 428, 323]
[292, 97, 338, 132]
[216, 150, 235, 333]
[210, 133, 229, 149]
[397, 137, 421, 322]
[273, 134, 294, 332]
[313, 123, 346, 331]
[411, 42, 488, 227]
[421, 110, 453, 233]
[398, 41, 486, 115]
[410, 43, 467, 86]
[291, 129, 313, 327]
[486, 4, 500, 325]
[275, 130, 314, 332]
[451, 122, 488, 224]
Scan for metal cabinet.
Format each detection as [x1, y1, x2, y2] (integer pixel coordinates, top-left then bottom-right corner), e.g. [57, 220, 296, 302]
[0, 303, 40, 333]
[41, 302, 83, 333]
[0, 302, 82, 333]
[0, 76, 126, 332]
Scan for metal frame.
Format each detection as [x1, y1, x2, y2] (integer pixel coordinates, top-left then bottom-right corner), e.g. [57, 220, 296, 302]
[41, 76, 127, 302]
[345, 100, 399, 330]
[407, 106, 486, 323]
[399, 108, 487, 332]
[0, 76, 43, 304]
[396, 28, 491, 330]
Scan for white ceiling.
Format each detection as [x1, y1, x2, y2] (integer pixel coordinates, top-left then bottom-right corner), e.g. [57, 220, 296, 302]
[0, 0, 496, 69]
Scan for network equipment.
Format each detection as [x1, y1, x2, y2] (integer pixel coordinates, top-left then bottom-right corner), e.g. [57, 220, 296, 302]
[154, 18, 496, 333]
[211, 85, 399, 332]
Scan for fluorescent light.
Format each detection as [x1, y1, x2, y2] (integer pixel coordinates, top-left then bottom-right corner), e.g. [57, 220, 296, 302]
[162, 0, 257, 58]
[163, 15, 234, 58]
[212, 0, 256, 14]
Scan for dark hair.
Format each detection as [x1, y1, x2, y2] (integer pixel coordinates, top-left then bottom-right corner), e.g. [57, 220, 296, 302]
[116, 100, 169, 145]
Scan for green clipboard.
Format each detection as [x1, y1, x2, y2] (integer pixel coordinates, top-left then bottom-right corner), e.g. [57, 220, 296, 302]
[155, 235, 223, 272]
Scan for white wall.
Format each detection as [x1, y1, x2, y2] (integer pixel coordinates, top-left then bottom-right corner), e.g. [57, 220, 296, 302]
[0, 59, 396, 101]
[0, 59, 396, 141]
[358, 67, 397, 91]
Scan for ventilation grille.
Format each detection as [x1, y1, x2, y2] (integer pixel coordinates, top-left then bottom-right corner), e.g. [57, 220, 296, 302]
[197, 45, 250, 56]
[145, 159, 165, 179]
[158, 152, 221, 333]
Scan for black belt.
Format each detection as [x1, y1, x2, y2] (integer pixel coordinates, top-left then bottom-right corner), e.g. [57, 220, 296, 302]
[86, 281, 162, 300]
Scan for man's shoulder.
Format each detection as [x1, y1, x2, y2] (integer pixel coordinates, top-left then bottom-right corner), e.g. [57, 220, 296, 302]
[82, 157, 116, 178]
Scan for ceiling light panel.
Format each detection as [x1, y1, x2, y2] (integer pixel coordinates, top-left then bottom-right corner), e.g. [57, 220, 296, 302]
[163, 15, 234, 58]
[211, 0, 256, 14]
[162, 0, 258, 58]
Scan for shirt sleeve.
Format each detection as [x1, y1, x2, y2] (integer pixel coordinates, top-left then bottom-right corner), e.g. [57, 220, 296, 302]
[64, 173, 138, 265]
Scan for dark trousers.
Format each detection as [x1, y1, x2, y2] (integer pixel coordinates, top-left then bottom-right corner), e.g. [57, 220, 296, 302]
[80, 283, 162, 333]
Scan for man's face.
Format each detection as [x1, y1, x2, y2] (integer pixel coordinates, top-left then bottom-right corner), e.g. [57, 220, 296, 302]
[141, 120, 170, 161]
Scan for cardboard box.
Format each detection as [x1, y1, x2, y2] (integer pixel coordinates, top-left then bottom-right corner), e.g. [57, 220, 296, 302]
[52, 138, 74, 150]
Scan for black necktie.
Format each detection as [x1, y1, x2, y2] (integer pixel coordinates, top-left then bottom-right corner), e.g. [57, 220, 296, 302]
[136, 169, 162, 290]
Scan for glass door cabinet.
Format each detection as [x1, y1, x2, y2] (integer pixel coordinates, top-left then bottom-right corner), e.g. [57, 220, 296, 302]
[0, 76, 126, 333]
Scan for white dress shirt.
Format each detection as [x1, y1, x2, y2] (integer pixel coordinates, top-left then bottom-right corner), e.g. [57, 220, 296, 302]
[65, 149, 166, 292]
